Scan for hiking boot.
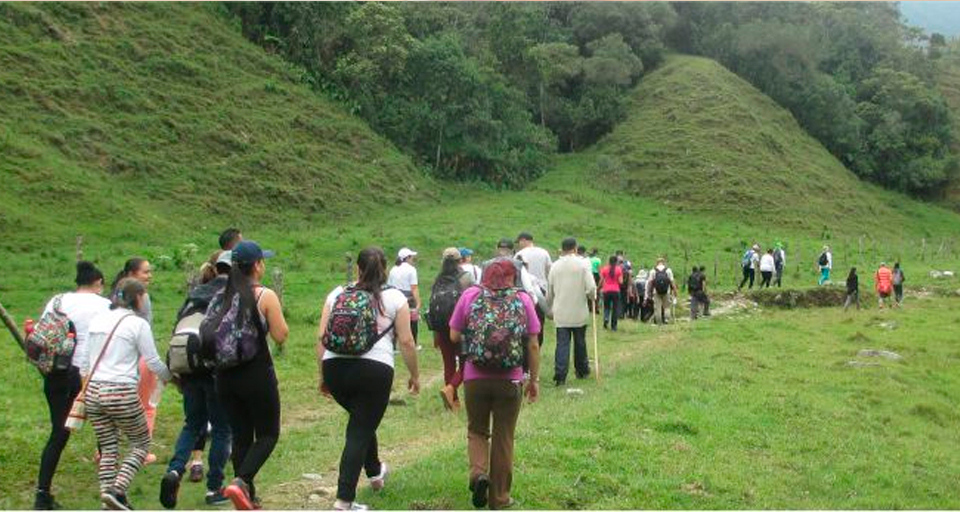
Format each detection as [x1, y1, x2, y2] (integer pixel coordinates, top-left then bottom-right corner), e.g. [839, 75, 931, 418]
[101, 493, 130, 511]
[439, 385, 456, 411]
[205, 489, 230, 506]
[470, 474, 489, 509]
[223, 478, 254, 511]
[159, 470, 180, 509]
[34, 489, 61, 510]
[333, 500, 369, 511]
[369, 463, 389, 491]
[188, 461, 204, 483]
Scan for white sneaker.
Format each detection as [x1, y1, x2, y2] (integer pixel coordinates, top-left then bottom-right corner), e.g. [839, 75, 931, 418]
[369, 463, 389, 491]
[334, 499, 369, 510]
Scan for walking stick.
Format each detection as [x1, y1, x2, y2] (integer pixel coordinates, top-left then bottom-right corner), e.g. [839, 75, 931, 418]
[593, 301, 600, 383]
[0, 298, 26, 352]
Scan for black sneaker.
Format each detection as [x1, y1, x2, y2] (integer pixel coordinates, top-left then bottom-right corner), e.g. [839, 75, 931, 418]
[205, 489, 230, 506]
[34, 490, 61, 510]
[160, 470, 180, 509]
[470, 474, 489, 509]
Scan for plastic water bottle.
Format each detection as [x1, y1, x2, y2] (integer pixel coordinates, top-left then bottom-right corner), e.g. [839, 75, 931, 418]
[24, 318, 34, 336]
[149, 381, 165, 408]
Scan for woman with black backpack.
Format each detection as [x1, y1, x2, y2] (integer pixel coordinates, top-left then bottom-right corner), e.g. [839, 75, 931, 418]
[430, 248, 474, 411]
[207, 241, 288, 510]
[317, 246, 420, 511]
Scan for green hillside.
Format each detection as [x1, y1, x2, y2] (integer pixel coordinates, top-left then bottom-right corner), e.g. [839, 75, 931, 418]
[576, 55, 943, 234]
[0, 2, 430, 252]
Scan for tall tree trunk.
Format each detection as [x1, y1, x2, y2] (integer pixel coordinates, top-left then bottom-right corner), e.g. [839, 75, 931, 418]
[539, 81, 546, 129]
[435, 124, 443, 171]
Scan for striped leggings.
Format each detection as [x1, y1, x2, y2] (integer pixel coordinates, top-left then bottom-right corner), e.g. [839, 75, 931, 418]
[85, 382, 151, 496]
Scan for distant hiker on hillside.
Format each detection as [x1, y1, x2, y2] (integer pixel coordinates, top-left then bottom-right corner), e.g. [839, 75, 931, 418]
[160, 252, 232, 509]
[429, 248, 473, 411]
[599, 256, 624, 331]
[688, 266, 709, 320]
[773, 242, 787, 287]
[318, 247, 419, 511]
[84, 278, 173, 511]
[32, 262, 111, 511]
[759, 248, 775, 289]
[818, 246, 833, 286]
[738, 244, 759, 291]
[218, 228, 242, 251]
[459, 248, 482, 285]
[111, 258, 160, 465]
[516, 232, 551, 347]
[617, 253, 633, 320]
[209, 241, 288, 510]
[647, 258, 678, 325]
[589, 248, 602, 287]
[844, 267, 861, 311]
[546, 237, 597, 386]
[628, 263, 649, 320]
[875, 262, 894, 309]
[449, 259, 540, 510]
[697, 266, 711, 317]
[388, 248, 422, 349]
[892, 262, 906, 307]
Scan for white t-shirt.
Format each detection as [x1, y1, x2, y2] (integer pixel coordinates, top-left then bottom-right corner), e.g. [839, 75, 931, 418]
[387, 262, 418, 293]
[322, 286, 408, 369]
[43, 292, 111, 369]
[760, 254, 776, 273]
[516, 246, 552, 290]
[646, 266, 675, 296]
[460, 263, 482, 285]
[83, 308, 171, 385]
[750, 251, 761, 270]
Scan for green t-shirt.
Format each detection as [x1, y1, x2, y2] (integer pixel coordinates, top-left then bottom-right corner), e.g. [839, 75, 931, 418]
[590, 257, 602, 273]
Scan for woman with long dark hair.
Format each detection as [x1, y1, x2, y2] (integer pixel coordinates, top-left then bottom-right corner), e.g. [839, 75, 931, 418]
[317, 247, 420, 511]
[216, 241, 289, 510]
[599, 256, 624, 331]
[432, 248, 473, 411]
[844, 267, 860, 311]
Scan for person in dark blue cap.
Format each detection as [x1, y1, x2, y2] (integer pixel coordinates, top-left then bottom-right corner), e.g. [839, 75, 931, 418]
[459, 247, 482, 284]
[215, 240, 289, 510]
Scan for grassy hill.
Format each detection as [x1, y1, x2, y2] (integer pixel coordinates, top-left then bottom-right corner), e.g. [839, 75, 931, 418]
[0, 2, 430, 254]
[566, 55, 951, 235]
[2, 6, 960, 510]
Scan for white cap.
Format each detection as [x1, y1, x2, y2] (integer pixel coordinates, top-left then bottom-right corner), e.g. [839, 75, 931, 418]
[216, 250, 233, 267]
[398, 247, 417, 260]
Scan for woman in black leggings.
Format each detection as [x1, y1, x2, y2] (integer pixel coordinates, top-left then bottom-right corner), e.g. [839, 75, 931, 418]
[216, 241, 289, 510]
[317, 247, 420, 511]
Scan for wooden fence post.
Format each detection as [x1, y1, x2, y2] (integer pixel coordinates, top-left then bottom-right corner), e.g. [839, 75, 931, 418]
[921, 238, 926, 262]
[76, 235, 83, 262]
[345, 252, 354, 285]
[272, 267, 284, 306]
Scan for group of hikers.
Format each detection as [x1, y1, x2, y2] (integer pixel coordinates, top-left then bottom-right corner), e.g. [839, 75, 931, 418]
[22, 229, 910, 512]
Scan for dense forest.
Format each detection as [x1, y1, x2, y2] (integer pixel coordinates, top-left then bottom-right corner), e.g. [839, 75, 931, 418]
[228, 2, 958, 196]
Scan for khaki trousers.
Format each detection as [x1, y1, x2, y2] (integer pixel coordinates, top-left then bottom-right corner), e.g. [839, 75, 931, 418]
[465, 379, 523, 509]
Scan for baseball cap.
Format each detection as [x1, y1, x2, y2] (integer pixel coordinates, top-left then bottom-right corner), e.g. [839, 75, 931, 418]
[215, 250, 233, 267]
[459, 247, 473, 258]
[516, 231, 534, 242]
[497, 238, 514, 250]
[232, 240, 275, 264]
[398, 247, 418, 260]
[442, 247, 462, 260]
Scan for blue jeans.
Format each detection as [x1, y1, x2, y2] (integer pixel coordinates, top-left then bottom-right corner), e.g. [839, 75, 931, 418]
[554, 326, 589, 384]
[167, 374, 231, 491]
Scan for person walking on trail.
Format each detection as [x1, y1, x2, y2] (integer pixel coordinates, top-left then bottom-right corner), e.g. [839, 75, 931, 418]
[111, 258, 160, 465]
[688, 266, 707, 320]
[647, 258, 678, 325]
[629, 263, 649, 320]
[483, 239, 543, 320]
[83, 278, 174, 511]
[759, 249, 776, 289]
[429, 248, 473, 412]
[546, 237, 597, 387]
[875, 262, 894, 309]
[160, 253, 233, 509]
[618, 255, 633, 320]
[449, 259, 540, 511]
[32, 262, 111, 511]
[459, 248, 483, 285]
[598, 256, 624, 331]
[388, 248, 422, 350]
[318, 247, 420, 512]
[773, 242, 787, 287]
[218, 228, 243, 252]
[738, 245, 759, 291]
[818, 246, 833, 286]
[207, 241, 289, 511]
[589, 248, 602, 288]
[892, 262, 906, 307]
[516, 232, 551, 347]
[696, 266, 711, 317]
[844, 267, 861, 311]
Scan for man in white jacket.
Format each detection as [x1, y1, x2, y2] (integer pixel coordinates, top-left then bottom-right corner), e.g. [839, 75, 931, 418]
[546, 237, 597, 386]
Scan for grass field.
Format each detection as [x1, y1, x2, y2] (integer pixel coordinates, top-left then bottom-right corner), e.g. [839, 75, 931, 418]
[3, 3, 960, 510]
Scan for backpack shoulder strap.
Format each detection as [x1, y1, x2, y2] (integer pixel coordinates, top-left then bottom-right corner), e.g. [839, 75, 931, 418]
[83, 313, 134, 391]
